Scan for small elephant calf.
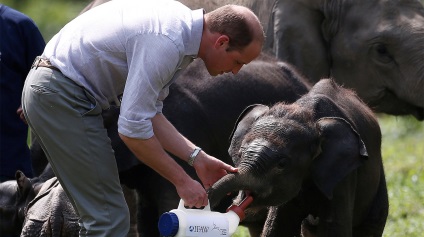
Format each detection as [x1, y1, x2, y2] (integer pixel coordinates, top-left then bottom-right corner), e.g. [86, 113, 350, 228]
[20, 177, 80, 237]
[0, 165, 54, 236]
[209, 79, 389, 236]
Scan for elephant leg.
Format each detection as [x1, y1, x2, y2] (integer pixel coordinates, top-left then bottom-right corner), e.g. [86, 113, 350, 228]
[122, 185, 139, 237]
[134, 168, 179, 237]
[317, 174, 356, 236]
[241, 217, 266, 237]
[136, 189, 159, 237]
[29, 133, 49, 176]
[118, 164, 159, 237]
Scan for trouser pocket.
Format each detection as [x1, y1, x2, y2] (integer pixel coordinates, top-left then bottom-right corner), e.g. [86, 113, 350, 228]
[73, 87, 102, 117]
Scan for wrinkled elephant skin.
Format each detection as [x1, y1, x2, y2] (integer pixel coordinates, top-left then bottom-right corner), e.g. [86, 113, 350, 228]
[0, 165, 54, 236]
[266, 0, 424, 120]
[20, 177, 79, 237]
[87, 0, 423, 120]
[208, 79, 389, 236]
[82, 0, 424, 120]
[0, 172, 31, 236]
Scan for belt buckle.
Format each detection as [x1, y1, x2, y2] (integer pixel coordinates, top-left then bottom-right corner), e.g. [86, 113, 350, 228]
[32, 56, 42, 69]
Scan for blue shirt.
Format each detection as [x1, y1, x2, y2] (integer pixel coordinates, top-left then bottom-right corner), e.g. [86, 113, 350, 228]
[43, 0, 204, 139]
[0, 4, 45, 179]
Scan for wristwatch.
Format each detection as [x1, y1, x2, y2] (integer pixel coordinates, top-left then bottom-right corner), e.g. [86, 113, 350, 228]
[188, 147, 202, 166]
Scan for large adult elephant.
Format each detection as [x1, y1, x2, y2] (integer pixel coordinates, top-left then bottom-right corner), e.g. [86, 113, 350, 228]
[83, 0, 424, 120]
[208, 79, 389, 236]
[265, 0, 424, 120]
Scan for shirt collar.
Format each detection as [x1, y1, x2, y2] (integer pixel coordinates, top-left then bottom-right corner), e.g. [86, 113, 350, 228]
[186, 8, 205, 58]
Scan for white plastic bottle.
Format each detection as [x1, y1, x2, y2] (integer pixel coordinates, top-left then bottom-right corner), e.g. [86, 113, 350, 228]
[158, 196, 253, 237]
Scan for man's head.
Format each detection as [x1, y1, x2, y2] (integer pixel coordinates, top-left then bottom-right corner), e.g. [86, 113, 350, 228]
[198, 5, 265, 76]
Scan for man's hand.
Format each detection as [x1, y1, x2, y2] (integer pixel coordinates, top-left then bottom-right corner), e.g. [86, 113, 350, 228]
[175, 177, 209, 208]
[119, 131, 210, 208]
[193, 152, 238, 190]
[147, 113, 237, 206]
[16, 106, 27, 124]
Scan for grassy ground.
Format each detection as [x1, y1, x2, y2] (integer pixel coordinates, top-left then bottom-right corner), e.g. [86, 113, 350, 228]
[232, 115, 424, 236]
[379, 115, 424, 236]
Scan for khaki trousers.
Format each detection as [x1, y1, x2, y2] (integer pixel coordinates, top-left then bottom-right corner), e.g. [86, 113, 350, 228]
[22, 67, 130, 237]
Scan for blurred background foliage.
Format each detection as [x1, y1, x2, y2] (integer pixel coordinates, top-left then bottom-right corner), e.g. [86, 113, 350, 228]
[3, 0, 423, 236]
[2, 0, 89, 41]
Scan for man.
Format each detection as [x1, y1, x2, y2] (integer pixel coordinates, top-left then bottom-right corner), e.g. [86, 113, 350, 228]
[0, 4, 45, 182]
[22, 0, 264, 236]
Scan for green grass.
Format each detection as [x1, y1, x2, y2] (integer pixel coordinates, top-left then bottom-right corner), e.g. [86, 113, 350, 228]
[379, 115, 424, 237]
[232, 115, 424, 236]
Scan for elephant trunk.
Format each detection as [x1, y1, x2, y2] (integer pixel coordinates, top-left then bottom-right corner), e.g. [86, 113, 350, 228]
[208, 172, 245, 208]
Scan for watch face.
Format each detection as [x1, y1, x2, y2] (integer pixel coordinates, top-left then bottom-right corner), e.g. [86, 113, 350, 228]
[188, 147, 202, 166]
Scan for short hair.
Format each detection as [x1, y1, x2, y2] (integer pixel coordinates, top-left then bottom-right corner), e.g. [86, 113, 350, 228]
[206, 5, 264, 52]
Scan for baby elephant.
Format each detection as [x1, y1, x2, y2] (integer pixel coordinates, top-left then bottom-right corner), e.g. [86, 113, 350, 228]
[209, 79, 389, 236]
[20, 177, 79, 237]
[0, 165, 54, 236]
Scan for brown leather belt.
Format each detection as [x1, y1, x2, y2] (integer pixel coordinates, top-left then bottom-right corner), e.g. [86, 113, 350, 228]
[32, 56, 60, 72]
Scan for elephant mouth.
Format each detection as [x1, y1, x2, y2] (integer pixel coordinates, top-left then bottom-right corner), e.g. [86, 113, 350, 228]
[371, 89, 424, 120]
[233, 190, 252, 203]
[230, 186, 291, 209]
[232, 190, 267, 209]
[229, 190, 283, 223]
[231, 190, 261, 212]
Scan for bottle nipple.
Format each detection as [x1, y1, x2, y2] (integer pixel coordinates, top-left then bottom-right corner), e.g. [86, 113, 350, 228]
[226, 194, 253, 220]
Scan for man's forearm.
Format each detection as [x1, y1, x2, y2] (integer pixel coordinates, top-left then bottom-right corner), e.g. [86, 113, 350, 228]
[119, 131, 209, 207]
[118, 132, 191, 187]
[151, 113, 199, 163]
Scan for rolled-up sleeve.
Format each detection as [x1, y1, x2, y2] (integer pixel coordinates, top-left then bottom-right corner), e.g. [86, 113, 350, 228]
[118, 33, 181, 139]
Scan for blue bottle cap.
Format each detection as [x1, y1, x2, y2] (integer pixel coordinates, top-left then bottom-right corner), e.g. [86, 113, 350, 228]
[158, 212, 179, 236]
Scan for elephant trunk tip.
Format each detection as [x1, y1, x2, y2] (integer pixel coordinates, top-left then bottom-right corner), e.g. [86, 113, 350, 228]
[226, 193, 253, 220]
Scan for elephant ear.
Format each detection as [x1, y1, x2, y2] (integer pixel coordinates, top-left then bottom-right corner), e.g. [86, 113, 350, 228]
[228, 104, 269, 163]
[312, 117, 368, 199]
[16, 170, 32, 198]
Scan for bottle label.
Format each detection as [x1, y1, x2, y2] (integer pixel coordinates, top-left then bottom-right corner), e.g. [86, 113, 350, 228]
[185, 215, 229, 236]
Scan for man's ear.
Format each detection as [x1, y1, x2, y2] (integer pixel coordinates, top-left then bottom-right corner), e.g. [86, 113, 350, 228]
[215, 35, 230, 48]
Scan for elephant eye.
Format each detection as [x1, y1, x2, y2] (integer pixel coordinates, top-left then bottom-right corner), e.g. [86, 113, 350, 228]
[277, 158, 291, 169]
[372, 43, 393, 64]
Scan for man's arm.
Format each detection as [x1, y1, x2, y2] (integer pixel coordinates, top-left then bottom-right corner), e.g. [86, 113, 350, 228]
[119, 130, 208, 208]
[151, 113, 237, 190]
[119, 113, 237, 207]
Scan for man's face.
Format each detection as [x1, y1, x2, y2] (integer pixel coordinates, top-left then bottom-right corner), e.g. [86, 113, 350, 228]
[204, 36, 262, 76]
